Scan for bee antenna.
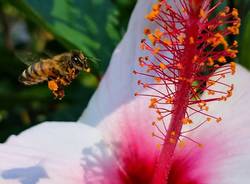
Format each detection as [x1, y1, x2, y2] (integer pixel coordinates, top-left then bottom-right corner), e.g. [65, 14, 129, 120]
[88, 56, 101, 62]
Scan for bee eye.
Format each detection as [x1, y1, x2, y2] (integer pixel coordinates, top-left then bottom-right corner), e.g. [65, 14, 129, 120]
[72, 56, 81, 63]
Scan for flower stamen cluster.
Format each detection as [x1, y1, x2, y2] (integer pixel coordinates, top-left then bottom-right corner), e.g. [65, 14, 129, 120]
[134, 0, 240, 183]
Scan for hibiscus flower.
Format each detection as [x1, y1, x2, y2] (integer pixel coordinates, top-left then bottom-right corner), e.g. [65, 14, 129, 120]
[0, 0, 250, 184]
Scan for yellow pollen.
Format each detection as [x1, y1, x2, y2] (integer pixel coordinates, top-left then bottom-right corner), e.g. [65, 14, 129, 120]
[199, 8, 206, 18]
[182, 118, 193, 125]
[192, 55, 198, 62]
[152, 47, 161, 55]
[149, 98, 158, 108]
[207, 33, 228, 48]
[145, 11, 159, 21]
[177, 35, 185, 43]
[189, 36, 194, 44]
[232, 8, 239, 17]
[207, 80, 216, 86]
[154, 77, 161, 83]
[227, 90, 233, 97]
[198, 101, 206, 108]
[148, 34, 156, 45]
[48, 80, 58, 91]
[203, 106, 209, 111]
[159, 63, 167, 70]
[230, 62, 236, 75]
[163, 39, 171, 45]
[154, 29, 164, 39]
[207, 117, 211, 122]
[227, 23, 240, 35]
[166, 97, 173, 104]
[219, 12, 226, 17]
[208, 90, 215, 95]
[233, 40, 238, 47]
[227, 49, 238, 58]
[220, 96, 227, 101]
[145, 3, 161, 21]
[216, 117, 222, 123]
[152, 3, 161, 11]
[218, 56, 226, 63]
[144, 28, 151, 35]
[207, 57, 214, 66]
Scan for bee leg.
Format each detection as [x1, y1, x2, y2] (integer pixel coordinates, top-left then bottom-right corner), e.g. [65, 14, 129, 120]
[52, 89, 65, 100]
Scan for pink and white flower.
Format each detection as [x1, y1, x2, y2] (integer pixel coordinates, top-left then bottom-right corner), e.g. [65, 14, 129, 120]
[0, 0, 250, 184]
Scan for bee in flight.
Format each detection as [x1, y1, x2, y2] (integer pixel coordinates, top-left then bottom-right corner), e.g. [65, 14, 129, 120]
[19, 50, 91, 99]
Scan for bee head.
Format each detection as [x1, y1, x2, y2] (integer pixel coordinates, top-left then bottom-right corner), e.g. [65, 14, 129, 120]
[71, 51, 90, 72]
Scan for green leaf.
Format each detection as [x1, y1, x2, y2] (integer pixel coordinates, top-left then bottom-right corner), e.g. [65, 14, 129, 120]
[239, 12, 250, 69]
[9, 0, 121, 72]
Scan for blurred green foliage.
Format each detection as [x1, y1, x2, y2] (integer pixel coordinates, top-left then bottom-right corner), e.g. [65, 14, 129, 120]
[0, 0, 249, 142]
[0, 0, 136, 142]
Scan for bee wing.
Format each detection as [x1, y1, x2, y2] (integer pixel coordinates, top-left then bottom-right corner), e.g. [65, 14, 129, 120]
[15, 51, 47, 66]
[15, 51, 54, 66]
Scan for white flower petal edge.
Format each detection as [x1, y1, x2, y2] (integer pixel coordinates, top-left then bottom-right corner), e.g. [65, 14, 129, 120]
[79, 0, 157, 126]
[201, 64, 250, 184]
[0, 122, 102, 184]
[177, 64, 250, 184]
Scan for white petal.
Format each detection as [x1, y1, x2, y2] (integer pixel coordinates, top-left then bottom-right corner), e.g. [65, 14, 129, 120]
[179, 64, 250, 183]
[79, 0, 157, 126]
[0, 122, 103, 184]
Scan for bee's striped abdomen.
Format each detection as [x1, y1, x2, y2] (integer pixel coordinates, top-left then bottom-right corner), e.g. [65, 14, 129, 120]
[19, 61, 50, 85]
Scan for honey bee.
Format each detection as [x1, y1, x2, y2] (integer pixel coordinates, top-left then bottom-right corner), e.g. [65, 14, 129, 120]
[19, 50, 90, 99]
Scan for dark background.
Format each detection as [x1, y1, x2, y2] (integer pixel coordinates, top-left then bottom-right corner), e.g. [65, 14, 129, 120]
[0, 0, 249, 142]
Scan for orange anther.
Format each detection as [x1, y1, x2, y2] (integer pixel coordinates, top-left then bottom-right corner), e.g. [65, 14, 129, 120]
[232, 8, 239, 17]
[152, 47, 161, 55]
[154, 77, 161, 83]
[189, 36, 194, 44]
[182, 118, 193, 125]
[207, 57, 214, 66]
[199, 9, 206, 18]
[159, 63, 167, 70]
[171, 131, 176, 136]
[216, 117, 222, 123]
[163, 39, 171, 45]
[149, 98, 158, 108]
[144, 28, 151, 35]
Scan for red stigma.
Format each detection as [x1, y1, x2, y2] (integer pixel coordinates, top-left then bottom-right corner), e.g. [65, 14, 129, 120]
[135, 0, 240, 183]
